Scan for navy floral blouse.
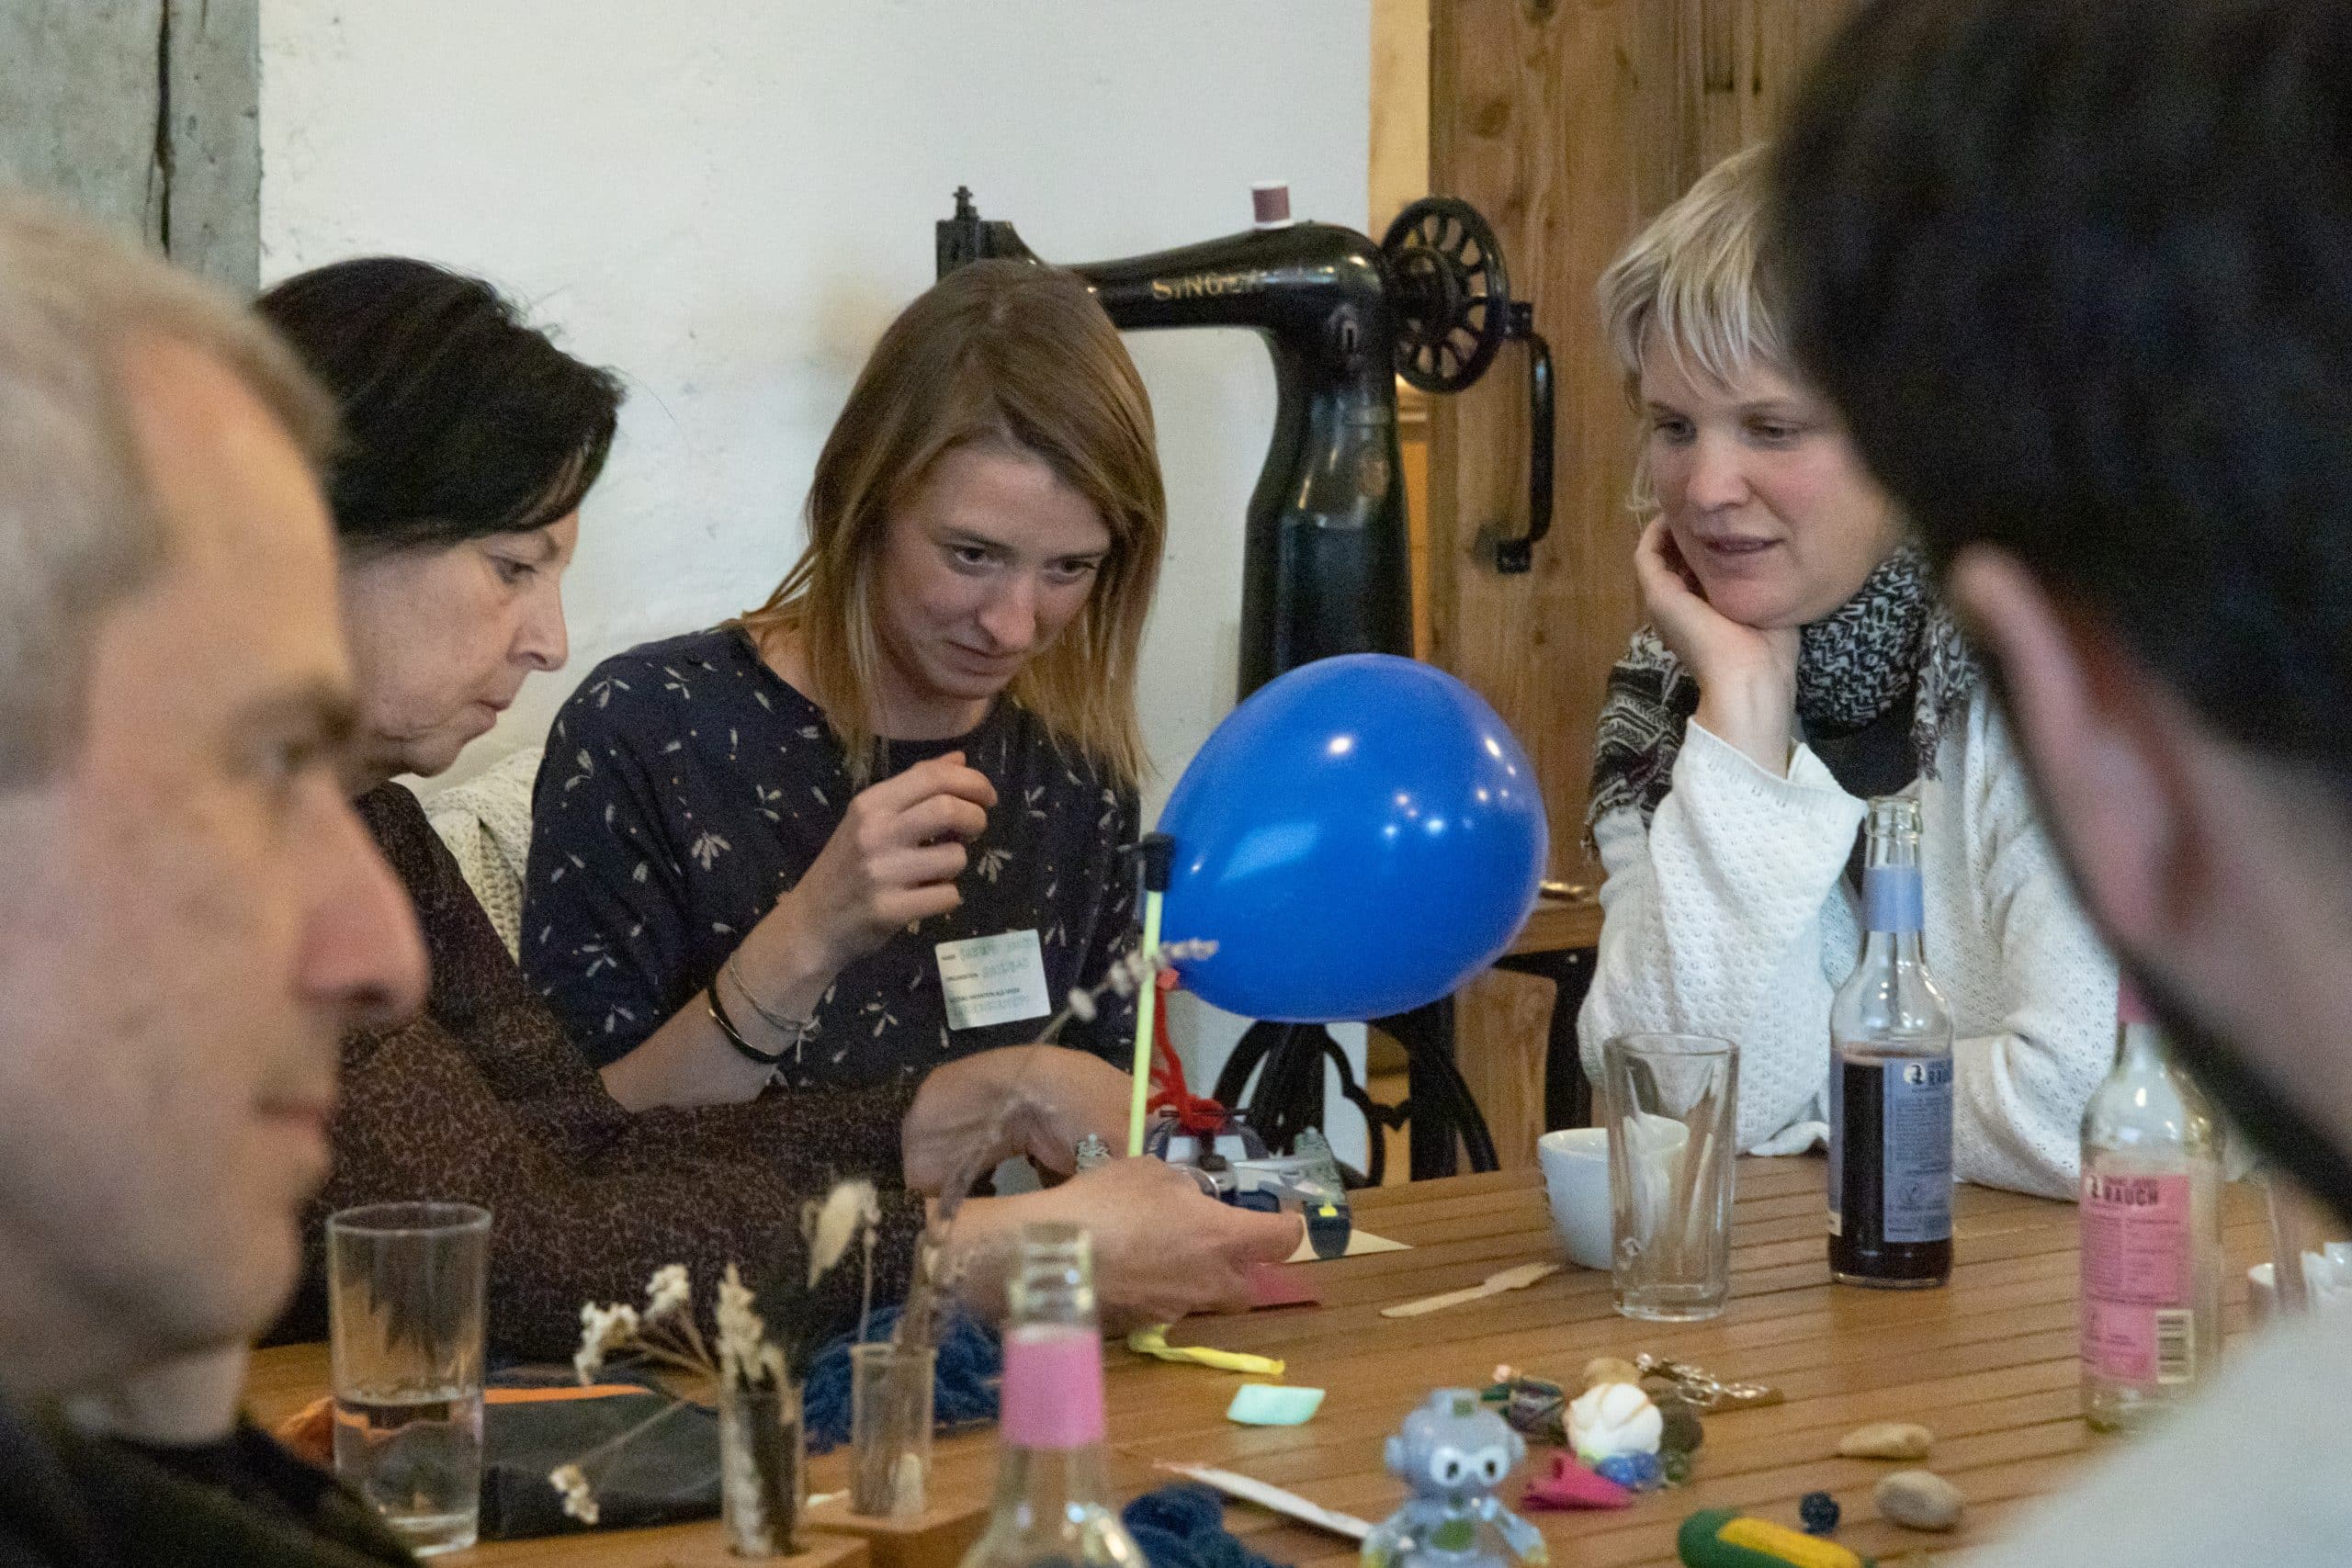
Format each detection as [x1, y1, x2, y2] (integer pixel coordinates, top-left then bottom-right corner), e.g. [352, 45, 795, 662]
[521, 626, 1139, 1088]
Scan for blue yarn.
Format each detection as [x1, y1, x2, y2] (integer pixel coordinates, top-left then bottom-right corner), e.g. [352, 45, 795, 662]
[1123, 1484, 1294, 1568]
[802, 1304, 1002, 1455]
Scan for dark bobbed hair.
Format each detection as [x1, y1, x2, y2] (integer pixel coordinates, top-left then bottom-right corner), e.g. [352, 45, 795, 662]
[1774, 0, 2352, 798]
[255, 256, 624, 554]
[1772, 0, 2352, 1217]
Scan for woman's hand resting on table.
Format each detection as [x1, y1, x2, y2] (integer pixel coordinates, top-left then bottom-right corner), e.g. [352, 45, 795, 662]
[900, 1043, 1136, 1193]
[1635, 516, 1800, 775]
[948, 1157, 1301, 1331]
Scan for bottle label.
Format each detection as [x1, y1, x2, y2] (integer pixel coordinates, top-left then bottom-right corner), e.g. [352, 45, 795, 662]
[1826, 1062, 1843, 1236]
[2082, 1172, 2194, 1384]
[1881, 1057, 1953, 1243]
[1861, 865, 1925, 934]
[1000, 1325, 1106, 1449]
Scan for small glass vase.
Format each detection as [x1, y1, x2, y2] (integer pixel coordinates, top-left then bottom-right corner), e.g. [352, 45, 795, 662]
[849, 1341, 936, 1519]
[718, 1378, 805, 1557]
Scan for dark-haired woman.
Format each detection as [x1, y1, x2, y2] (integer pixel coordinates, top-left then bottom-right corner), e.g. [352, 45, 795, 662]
[269, 257, 1292, 1355]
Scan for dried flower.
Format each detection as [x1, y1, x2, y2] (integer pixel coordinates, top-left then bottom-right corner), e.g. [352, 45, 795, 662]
[550, 1462, 599, 1526]
[803, 1179, 881, 1289]
[573, 1302, 641, 1384]
[1059, 938, 1217, 1012]
[1102, 953, 1142, 998]
[556, 1258, 804, 1537]
[644, 1263, 691, 1323]
[715, 1262, 770, 1388]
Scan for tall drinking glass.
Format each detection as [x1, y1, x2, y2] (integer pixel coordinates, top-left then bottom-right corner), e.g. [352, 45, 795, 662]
[1600, 1033, 1737, 1321]
[327, 1201, 491, 1555]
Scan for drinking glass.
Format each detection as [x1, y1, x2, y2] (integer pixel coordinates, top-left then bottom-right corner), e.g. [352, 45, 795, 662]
[326, 1201, 491, 1555]
[1600, 1033, 1738, 1321]
[849, 1340, 936, 1519]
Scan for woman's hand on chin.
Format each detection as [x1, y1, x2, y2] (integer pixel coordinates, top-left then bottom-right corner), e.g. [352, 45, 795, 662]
[1636, 517, 1799, 774]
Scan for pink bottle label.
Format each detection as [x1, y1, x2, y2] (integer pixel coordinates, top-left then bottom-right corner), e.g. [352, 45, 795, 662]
[999, 1325, 1106, 1449]
[2081, 1172, 2192, 1384]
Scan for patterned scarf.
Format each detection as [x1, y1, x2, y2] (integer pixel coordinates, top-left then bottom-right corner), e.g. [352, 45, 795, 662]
[1587, 544, 1980, 829]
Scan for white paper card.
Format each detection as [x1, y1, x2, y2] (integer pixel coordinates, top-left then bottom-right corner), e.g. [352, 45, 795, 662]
[934, 930, 1053, 1032]
[1155, 1464, 1371, 1542]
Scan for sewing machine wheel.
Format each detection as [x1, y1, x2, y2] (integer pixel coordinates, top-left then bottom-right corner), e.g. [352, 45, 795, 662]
[1383, 197, 1512, 394]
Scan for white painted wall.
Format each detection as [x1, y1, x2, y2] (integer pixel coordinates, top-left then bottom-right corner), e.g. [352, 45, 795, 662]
[259, 0, 1377, 1158]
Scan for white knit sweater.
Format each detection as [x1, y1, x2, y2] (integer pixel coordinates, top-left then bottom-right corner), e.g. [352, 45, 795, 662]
[1577, 696, 2116, 1199]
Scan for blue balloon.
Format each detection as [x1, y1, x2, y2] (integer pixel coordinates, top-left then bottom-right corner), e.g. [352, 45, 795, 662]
[1157, 654, 1548, 1021]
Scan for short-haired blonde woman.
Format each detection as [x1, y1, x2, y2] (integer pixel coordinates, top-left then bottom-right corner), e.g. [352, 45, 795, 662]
[1575, 146, 2114, 1198]
[526, 261, 1168, 1107]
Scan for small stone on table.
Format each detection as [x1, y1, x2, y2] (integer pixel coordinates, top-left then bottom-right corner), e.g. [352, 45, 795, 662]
[1578, 1356, 1643, 1393]
[1875, 1470, 1964, 1532]
[1656, 1395, 1704, 1455]
[1838, 1421, 1934, 1461]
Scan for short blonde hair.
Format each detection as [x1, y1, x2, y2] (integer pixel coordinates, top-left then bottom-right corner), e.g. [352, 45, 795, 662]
[1599, 142, 1790, 397]
[741, 261, 1165, 790]
[0, 189, 335, 784]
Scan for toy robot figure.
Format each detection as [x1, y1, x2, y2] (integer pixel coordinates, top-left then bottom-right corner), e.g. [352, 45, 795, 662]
[1363, 1390, 1550, 1568]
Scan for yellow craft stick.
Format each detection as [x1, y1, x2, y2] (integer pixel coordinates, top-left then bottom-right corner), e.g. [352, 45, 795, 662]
[1129, 885, 1163, 1156]
[1127, 1325, 1284, 1377]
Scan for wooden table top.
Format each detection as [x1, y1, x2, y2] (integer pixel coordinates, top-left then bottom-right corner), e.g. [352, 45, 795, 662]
[246, 1160, 2274, 1567]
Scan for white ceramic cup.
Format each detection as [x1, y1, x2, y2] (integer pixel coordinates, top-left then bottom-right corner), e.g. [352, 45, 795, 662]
[1539, 1127, 1615, 1269]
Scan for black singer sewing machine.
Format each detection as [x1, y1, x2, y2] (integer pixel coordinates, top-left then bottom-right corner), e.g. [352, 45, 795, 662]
[939, 186, 1553, 698]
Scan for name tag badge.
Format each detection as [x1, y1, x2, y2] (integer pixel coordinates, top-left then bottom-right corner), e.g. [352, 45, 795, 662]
[934, 930, 1053, 1032]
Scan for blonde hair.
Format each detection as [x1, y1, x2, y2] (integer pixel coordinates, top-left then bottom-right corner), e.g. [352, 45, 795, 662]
[0, 189, 335, 785]
[1597, 145, 1790, 512]
[741, 261, 1165, 789]
[1600, 143, 1790, 389]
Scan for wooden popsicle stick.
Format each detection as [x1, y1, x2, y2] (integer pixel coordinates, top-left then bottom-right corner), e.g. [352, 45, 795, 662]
[1379, 1260, 1560, 1318]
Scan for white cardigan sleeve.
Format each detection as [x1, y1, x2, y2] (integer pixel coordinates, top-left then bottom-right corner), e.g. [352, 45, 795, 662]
[1941, 705, 2116, 1198]
[1577, 723, 1867, 1153]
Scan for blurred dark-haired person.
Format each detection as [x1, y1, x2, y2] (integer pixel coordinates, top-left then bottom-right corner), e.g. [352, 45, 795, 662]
[0, 196, 427, 1562]
[266, 257, 1295, 1354]
[1776, 0, 2352, 1559]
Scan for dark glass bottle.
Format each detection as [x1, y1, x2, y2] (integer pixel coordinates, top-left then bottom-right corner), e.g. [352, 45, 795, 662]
[1827, 796, 1954, 1288]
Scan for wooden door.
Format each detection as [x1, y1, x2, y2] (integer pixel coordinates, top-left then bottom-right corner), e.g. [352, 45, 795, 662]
[1427, 0, 1857, 1168]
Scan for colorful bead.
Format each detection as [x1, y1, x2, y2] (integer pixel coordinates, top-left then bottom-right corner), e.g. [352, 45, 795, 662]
[1592, 1451, 1662, 1492]
[1799, 1490, 1841, 1536]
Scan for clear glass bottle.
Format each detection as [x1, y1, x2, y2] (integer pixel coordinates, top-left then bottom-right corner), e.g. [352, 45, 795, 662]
[2081, 986, 2225, 1431]
[1827, 796, 1956, 1288]
[956, 1224, 1145, 1568]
